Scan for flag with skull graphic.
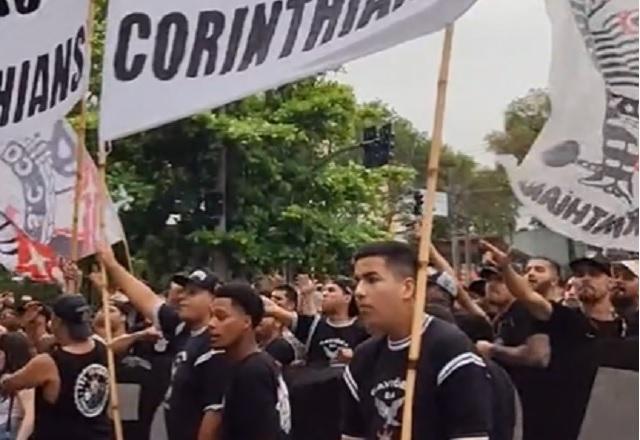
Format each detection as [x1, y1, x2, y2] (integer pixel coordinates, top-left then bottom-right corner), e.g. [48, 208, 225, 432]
[500, 0, 638, 251]
[0, 119, 123, 272]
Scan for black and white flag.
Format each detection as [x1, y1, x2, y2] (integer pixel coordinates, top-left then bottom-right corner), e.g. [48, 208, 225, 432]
[500, 0, 638, 251]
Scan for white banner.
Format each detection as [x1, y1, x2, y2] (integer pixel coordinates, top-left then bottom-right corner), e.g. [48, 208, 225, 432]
[99, 0, 476, 141]
[0, 0, 90, 138]
[500, 0, 639, 251]
[0, 119, 124, 260]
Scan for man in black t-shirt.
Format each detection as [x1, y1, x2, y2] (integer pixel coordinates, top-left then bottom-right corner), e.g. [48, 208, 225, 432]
[98, 245, 229, 440]
[209, 282, 291, 440]
[256, 315, 295, 366]
[481, 241, 638, 440]
[612, 261, 639, 336]
[343, 241, 492, 440]
[265, 277, 369, 367]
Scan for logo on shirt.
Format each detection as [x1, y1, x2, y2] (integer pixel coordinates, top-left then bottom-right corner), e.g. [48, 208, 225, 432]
[319, 337, 350, 361]
[164, 350, 188, 408]
[371, 378, 405, 439]
[276, 375, 292, 434]
[74, 363, 109, 418]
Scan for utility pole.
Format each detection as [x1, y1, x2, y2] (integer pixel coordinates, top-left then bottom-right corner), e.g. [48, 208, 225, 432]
[446, 169, 460, 274]
[212, 145, 229, 280]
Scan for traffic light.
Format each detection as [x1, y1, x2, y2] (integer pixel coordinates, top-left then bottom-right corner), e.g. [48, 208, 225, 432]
[413, 190, 424, 216]
[362, 123, 394, 168]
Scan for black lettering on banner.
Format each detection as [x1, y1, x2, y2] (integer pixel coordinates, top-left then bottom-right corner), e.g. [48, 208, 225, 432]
[304, 0, 345, 51]
[0, 0, 41, 16]
[623, 210, 639, 236]
[591, 214, 626, 238]
[0, 67, 15, 127]
[561, 198, 591, 225]
[279, 0, 312, 58]
[114, 13, 151, 81]
[356, 0, 390, 30]
[14, 0, 39, 14]
[12, 61, 30, 124]
[153, 12, 188, 81]
[220, 7, 249, 74]
[537, 186, 561, 214]
[239, 2, 283, 71]
[28, 54, 49, 117]
[71, 25, 86, 91]
[393, 0, 406, 10]
[518, 181, 546, 202]
[551, 193, 572, 216]
[339, 0, 360, 37]
[50, 39, 72, 107]
[581, 206, 608, 231]
[186, 11, 226, 77]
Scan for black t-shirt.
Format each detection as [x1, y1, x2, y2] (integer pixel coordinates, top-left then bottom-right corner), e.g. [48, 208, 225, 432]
[493, 300, 536, 347]
[116, 335, 173, 440]
[155, 303, 230, 440]
[485, 359, 516, 440]
[292, 314, 369, 367]
[531, 302, 632, 440]
[222, 351, 291, 440]
[265, 337, 296, 366]
[342, 316, 492, 440]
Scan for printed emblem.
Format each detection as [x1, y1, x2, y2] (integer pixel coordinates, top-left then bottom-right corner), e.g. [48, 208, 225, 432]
[74, 363, 109, 418]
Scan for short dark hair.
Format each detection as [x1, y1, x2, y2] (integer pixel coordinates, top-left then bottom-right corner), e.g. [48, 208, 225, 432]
[353, 241, 417, 279]
[273, 284, 298, 306]
[328, 276, 359, 317]
[528, 256, 562, 278]
[215, 282, 264, 328]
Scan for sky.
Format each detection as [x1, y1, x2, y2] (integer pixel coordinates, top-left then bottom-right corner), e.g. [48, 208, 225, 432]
[336, 0, 552, 166]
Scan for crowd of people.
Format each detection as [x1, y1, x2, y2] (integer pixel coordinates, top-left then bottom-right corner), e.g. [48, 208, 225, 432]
[0, 239, 635, 440]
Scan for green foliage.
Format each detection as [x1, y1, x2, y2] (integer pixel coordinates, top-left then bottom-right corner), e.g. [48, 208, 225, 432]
[485, 89, 550, 162]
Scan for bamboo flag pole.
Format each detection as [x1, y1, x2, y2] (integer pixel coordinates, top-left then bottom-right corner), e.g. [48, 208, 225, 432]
[400, 24, 455, 440]
[69, 0, 95, 294]
[96, 140, 124, 440]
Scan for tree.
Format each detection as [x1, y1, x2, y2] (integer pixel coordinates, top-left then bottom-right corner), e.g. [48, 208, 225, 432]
[485, 89, 550, 162]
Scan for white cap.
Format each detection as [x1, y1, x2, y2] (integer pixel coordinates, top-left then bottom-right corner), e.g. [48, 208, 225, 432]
[618, 260, 639, 277]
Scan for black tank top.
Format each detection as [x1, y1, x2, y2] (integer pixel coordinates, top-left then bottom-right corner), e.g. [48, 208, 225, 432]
[33, 340, 112, 440]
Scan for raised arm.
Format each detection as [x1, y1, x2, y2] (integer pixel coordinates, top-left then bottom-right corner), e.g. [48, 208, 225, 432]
[262, 296, 296, 329]
[295, 274, 318, 316]
[96, 243, 163, 323]
[480, 240, 552, 321]
[430, 245, 489, 321]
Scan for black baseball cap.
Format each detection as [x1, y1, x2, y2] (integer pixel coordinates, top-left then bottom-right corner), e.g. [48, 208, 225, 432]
[172, 269, 220, 293]
[53, 294, 92, 340]
[569, 257, 611, 275]
[478, 265, 501, 280]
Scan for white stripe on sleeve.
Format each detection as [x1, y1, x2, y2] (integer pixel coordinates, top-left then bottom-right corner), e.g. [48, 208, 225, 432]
[437, 352, 485, 386]
[343, 366, 360, 402]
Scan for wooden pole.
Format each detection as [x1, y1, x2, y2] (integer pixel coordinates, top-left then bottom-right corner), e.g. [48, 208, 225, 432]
[400, 24, 455, 440]
[96, 141, 124, 440]
[69, 0, 95, 293]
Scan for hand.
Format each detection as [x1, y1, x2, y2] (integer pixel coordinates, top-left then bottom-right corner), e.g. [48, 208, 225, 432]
[295, 274, 315, 296]
[475, 340, 494, 358]
[478, 240, 511, 269]
[335, 348, 354, 364]
[89, 270, 107, 291]
[137, 326, 162, 342]
[261, 295, 278, 316]
[95, 242, 117, 268]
